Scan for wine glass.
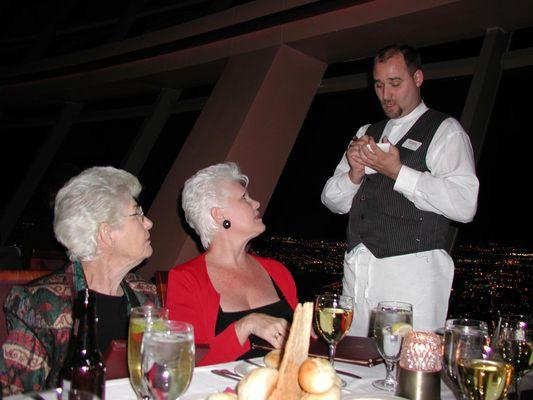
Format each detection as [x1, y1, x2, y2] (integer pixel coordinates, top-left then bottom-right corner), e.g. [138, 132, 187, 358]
[141, 320, 194, 400]
[493, 315, 533, 400]
[442, 319, 489, 399]
[128, 305, 168, 399]
[372, 301, 413, 392]
[455, 327, 513, 400]
[314, 294, 354, 365]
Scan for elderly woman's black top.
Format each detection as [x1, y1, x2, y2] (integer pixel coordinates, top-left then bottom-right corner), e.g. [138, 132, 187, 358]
[93, 290, 140, 353]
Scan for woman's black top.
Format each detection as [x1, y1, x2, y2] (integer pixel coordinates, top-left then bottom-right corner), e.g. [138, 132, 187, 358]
[214, 279, 293, 360]
[92, 291, 129, 354]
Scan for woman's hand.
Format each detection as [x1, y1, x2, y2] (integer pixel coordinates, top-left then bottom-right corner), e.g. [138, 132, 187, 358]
[235, 313, 290, 348]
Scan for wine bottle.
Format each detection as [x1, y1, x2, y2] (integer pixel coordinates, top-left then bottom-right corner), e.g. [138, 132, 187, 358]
[61, 288, 106, 399]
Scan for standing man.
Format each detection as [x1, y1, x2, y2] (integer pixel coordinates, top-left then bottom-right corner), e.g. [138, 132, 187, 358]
[321, 44, 479, 336]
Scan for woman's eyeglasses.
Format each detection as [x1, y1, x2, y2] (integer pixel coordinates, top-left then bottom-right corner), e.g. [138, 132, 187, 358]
[129, 206, 145, 223]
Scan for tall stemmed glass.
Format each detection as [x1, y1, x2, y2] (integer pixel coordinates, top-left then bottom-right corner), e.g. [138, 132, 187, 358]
[442, 319, 489, 400]
[455, 327, 513, 400]
[372, 301, 413, 392]
[314, 294, 354, 365]
[141, 320, 194, 400]
[128, 305, 168, 399]
[493, 315, 533, 400]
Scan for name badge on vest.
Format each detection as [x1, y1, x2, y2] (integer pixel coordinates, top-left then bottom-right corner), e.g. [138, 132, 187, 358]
[402, 138, 422, 151]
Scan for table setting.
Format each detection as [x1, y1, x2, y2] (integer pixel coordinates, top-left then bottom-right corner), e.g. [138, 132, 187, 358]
[5, 301, 532, 400]
[8, 357, 533, 400]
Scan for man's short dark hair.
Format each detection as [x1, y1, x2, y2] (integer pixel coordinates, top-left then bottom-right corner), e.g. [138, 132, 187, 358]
[374, 44, 421, 75]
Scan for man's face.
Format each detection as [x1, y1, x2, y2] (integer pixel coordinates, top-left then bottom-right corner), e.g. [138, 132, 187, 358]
[373, 52, 423, 119]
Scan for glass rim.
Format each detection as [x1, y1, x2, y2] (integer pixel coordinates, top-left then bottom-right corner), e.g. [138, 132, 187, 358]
[131, 304, 164, 311]
[150, 319, 194, 333]
[130, 305, 168, 317]
[376, 300, 412, 311]
[448, 326, 489, 336]
[315, 293, 353, 300]
[315, 294, 353, 311]
[445, 318, 489, 330]
[498, 314, 531, 322]
[143, 328, 194, 343]
[497, 314, 532, 331]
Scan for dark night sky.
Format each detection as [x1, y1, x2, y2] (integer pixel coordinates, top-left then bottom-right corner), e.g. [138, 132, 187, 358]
[3, 38, 533, 253]
[262, 65, 533, 248]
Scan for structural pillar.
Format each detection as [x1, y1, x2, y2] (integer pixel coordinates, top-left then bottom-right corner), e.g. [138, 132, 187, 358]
[0, 102, 83, 244]
[141, 45, 326, 278]
[446, 27, 510, 254]
[122, 88, 181, 175]
[461, 27, 510, 164]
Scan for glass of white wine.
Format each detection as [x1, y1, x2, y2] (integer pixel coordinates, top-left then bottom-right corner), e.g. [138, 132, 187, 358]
[455, 328, 513, 400]
[372, 301, 413, 392]
[141, 320, 195, 400]
[128, 305, 168, 399]
[493, 315, 533, 400]
[314, 294, 354, 366]
[442, 319, 489, 400]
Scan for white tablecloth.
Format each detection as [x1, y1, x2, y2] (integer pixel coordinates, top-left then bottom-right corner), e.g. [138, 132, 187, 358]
[7, 359, 533, 400]
[178, 359, 456, 400]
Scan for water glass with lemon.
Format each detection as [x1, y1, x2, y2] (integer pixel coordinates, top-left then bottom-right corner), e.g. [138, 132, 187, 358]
[372, 301, 413, 392]
[141, 320, 194, 400]
[128, 305, 168, 399]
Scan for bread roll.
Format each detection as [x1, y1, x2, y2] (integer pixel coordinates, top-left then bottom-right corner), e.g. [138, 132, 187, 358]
[207, 393, 237, 400]
[264, 349, 282, 369]
[237, 367, 279, 400]
[298, 357, 336, 394]
[302, 384, 341, 400]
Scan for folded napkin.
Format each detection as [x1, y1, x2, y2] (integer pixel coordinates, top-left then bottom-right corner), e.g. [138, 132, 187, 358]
[364, 142, 390, 175]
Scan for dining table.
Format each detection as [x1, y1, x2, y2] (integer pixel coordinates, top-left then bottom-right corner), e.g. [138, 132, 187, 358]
[6, 358, 533, 400]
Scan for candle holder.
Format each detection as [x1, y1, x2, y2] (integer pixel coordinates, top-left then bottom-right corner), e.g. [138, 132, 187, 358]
[396, 331, 442, 400]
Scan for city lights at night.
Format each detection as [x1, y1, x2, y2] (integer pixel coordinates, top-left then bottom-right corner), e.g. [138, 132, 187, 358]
[251, 235, 533, 328]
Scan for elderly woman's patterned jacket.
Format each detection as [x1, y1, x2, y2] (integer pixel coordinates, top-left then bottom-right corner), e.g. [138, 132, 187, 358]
[0, 261, 159, 396]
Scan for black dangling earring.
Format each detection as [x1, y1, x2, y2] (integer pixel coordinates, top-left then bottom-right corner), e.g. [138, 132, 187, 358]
[222, 219, 231, 229]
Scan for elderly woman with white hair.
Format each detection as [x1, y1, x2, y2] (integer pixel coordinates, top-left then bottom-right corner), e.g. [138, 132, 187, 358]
[166, 162, 298, 365]
[0, 166, 160, 396]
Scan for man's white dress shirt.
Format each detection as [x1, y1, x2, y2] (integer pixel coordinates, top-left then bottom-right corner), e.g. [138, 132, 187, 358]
[321, 102, 479, 336]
